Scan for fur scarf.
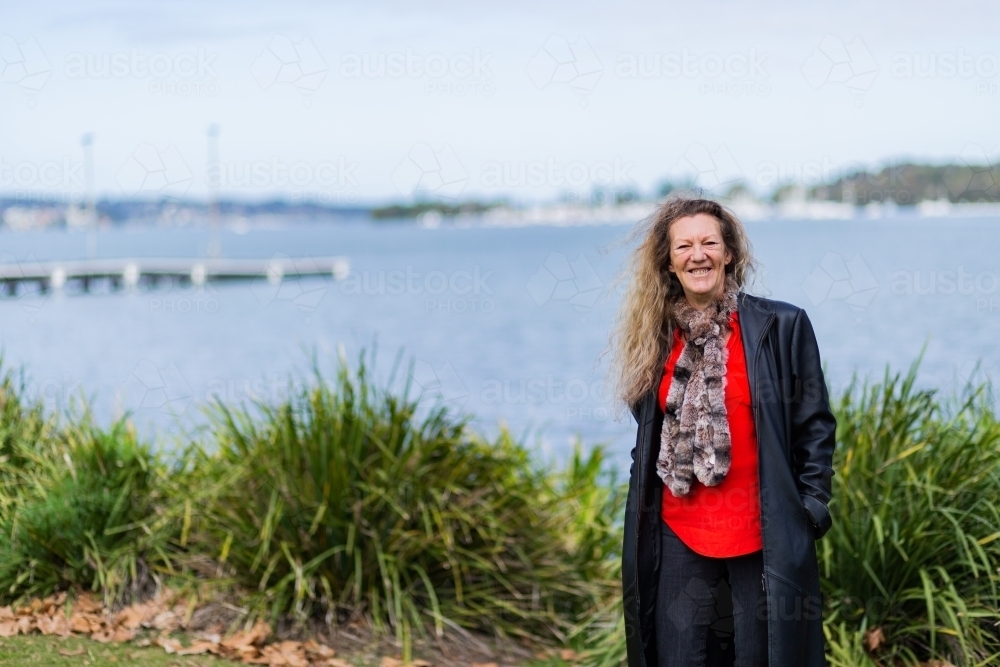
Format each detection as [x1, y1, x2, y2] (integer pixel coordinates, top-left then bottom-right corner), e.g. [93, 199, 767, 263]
[656, 275, 739, 497]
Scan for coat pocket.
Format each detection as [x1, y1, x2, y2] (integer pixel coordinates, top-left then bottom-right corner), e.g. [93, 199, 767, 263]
[764, 570, 823, 623]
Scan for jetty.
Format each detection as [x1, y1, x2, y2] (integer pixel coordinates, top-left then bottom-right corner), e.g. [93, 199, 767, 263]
[0, 256, 351, 295]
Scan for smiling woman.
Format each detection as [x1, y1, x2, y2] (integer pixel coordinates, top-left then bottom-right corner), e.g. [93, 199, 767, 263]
[666, 213, 734, 311]
[609, 196, 838, 667]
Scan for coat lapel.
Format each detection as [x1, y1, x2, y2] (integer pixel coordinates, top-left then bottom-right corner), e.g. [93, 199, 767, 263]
[737, 292, 773, 391]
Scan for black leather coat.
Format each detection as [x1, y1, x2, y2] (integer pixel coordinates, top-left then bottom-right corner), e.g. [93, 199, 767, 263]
[622, 292, 837, 667]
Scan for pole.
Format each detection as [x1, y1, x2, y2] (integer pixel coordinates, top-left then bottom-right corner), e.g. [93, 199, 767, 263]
[207, 123, 221, 258]
[81, 133, 96, 258]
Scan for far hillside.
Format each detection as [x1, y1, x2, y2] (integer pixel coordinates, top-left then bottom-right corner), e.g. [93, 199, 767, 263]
[780, 162, 1000, 205]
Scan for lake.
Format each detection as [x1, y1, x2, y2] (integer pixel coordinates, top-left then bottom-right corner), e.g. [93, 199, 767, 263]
[0, 214, 997, 472]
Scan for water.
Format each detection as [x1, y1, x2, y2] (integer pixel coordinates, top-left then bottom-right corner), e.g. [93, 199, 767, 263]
[0, 215, 997, 472]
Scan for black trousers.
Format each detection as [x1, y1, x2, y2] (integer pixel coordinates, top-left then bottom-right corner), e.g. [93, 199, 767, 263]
[655, 519, 768, 667]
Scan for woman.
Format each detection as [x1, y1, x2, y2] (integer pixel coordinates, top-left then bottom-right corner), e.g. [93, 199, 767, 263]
[610, 197, 837, 667]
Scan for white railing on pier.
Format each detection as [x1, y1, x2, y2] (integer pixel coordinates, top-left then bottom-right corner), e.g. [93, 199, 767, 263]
[0, 256, 351, 293]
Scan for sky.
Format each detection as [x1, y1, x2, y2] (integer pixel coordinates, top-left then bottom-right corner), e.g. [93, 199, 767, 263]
[2, 0, 1000, 204]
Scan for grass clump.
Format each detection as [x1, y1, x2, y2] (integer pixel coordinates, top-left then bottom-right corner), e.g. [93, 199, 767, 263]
[820, 359, 1000, 666]
[0, 416, 175, 606]
[0, 367, 176, 607]
[182, 350, 625, 645]
[0, 366, 59, 512]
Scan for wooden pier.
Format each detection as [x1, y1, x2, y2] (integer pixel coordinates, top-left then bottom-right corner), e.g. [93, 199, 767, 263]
[0, 256, 351, 295]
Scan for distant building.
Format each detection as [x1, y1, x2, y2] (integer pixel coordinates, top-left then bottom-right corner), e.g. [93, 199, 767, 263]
[1, 206, 64, 231]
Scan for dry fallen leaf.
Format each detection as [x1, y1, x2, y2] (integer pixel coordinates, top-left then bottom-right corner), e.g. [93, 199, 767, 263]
[178, 639, 221, 655]
[303, 640, 335, 659]
[0, 590, 351, 667]
[111, 626, 136, 643]
[156, 636, 184, 654]
[863, 626, 885, 652]
[381, 658, 431, 667]
[559, 650, 579, 662]
[116, 602, 157, 630]
[270, 639, 308, 667]
[92, 627, 117, 644]
[222, 620, 272, 651]
[471, 663, 498, 667]
[0, 620, 20, 638]
[36, 614, 71, 637]
[72, 594, 103, 614]
[15, 616, 33, 635]
[323, 660, 353, 667]
[152, 611, 182, 633]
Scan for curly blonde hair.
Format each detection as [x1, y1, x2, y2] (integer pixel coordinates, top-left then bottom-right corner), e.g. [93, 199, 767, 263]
[608, 196, 758, 413]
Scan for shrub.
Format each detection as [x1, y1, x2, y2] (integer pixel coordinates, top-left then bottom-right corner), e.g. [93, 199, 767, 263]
[820, 360, 1000, 665]
[184, 351, 625, 644]
[0, 390, 175, 605]
[0, 365, 59, 513]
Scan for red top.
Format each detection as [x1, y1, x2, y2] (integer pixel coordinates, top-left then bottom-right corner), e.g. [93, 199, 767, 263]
[658, 311, 763, 557]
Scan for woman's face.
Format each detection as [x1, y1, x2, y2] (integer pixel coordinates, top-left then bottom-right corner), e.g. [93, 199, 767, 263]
[667, 213, 733, 308]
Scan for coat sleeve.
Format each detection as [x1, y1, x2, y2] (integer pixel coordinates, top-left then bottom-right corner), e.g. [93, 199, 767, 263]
[788, 308, 837, 539]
